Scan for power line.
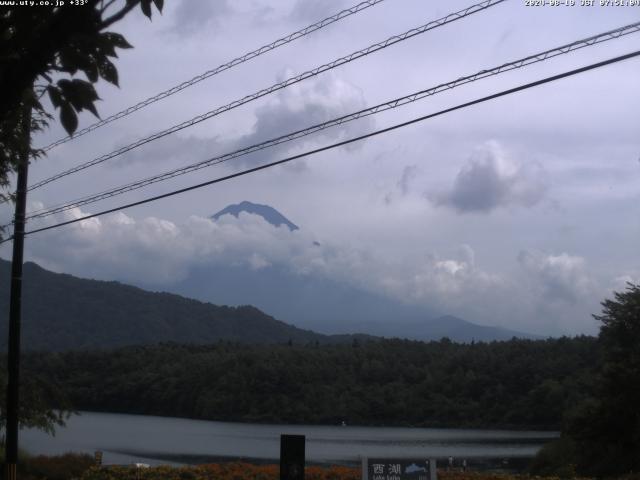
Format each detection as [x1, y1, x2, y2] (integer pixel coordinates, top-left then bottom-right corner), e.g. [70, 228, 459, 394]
[27, 0, 505, 192]
[38, 0, 388, 152]
[4, 49, 637, 244]
[21, 21, 640, 223]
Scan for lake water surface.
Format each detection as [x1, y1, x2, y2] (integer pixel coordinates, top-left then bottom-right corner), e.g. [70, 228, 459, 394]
[21, 412, 557, 466]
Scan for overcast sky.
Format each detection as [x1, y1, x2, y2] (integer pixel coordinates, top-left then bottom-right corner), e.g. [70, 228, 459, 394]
[1, 0, 639, 336]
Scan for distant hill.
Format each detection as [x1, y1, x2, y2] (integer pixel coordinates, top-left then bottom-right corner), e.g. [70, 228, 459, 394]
[169, 262, 441, 336]
[0, 259, 370, 352]
[212, 201, 299, 231]
[0, 255, 538, 351]
[365, 315, 541, 342]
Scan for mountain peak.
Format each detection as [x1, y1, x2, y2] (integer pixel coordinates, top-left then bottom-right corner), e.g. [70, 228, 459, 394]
[211, 201, 299, 231]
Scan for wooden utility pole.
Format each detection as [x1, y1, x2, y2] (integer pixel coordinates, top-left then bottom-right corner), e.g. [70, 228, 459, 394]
[4, 106, 31, 480]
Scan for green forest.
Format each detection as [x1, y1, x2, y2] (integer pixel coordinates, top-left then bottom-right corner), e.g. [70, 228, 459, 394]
[19, 336, 597, 430]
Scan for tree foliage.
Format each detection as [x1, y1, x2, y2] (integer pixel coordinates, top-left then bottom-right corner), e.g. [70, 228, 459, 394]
[565, 283, 640, 477]
[0, 360, 71, 436]
[21, 336, 597, 430]
[0, 0, 163, 201]
[0, 0, 163, 434]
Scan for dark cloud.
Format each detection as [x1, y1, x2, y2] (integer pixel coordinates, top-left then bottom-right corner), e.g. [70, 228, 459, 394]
[113, 134, 220, 168]
[233, 72, 373, 165]
[112, 73, 371, 172]
[397, 165, 418, 195]
[431, 141, 548, 213]
[384, 164, 419, 205]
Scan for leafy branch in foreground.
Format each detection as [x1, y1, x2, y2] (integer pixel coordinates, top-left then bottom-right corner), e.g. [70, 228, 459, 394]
[0, 0, 164, 429]
[0, 0, 164, 203]
[0, 364, 72, 436]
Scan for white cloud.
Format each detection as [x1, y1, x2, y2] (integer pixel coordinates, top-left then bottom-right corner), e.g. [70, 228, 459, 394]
[22, 207, 316, 285]
[518, 250, 595, 304]
[24, 207, 504, 314]
[403, 244, 503, 308]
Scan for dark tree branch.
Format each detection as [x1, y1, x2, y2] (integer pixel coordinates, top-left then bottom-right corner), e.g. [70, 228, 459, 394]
[101, 1, 138, 29]
[100, 0, 119, 15]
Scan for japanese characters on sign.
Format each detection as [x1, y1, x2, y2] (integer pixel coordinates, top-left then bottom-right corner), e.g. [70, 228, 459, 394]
[366, 458, 435, 480]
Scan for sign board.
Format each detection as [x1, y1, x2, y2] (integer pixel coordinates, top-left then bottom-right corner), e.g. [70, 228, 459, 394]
[362, 458, 436, 480]
[280, 434, 305, 480]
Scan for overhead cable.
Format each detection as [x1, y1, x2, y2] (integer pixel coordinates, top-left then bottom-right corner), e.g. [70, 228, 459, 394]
[22, 21, 640, 222]
[27, 0, 506, 192]
[38, 0, 389, 152]
[4, 49, 637, 244]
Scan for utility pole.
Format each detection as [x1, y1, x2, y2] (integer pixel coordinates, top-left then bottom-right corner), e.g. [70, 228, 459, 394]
[4, 106, 31, 480]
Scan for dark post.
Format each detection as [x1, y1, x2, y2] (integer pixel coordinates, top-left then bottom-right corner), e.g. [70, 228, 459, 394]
[4, 106, 31, 480]
[280, 434, 305, 480]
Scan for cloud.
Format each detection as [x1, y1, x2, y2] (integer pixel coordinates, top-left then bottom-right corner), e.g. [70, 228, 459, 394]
[169, 0, 232, 36]
[289, 0, 347, 22]
[228, 70, 373, 167]
[607, 274, 640, 297]
[7, 201, 611, 337]
[398, 165, 419, 196]
[431, 141, 548, 213]
[22, 207, 305, 284]
[403, 244, 503, 304]
[518, 250, 594, 304]
[22, 206, 501, 315]
[21, 203, 378, 290]
[114, 71, 372, 171]
[113, 133, 220, 168]
[18, 202, 496, 302]
[384, 164, 419, 205]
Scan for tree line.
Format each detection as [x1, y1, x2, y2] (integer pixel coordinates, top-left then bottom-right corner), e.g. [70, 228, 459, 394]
[16, 336, 597, 430]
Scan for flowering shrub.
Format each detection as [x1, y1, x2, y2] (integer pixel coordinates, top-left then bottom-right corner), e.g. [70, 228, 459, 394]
[79, 463, 606, 480]
[438, 472, 593, 480]
[20, 453, 95, 480]
[79, 463, 360, 480]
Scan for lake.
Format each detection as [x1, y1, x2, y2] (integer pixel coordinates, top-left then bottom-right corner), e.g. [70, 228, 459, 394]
[21, 412, 557, 466]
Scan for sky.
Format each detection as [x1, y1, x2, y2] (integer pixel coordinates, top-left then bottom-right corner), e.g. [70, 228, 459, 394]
[1, 0, 639, 336]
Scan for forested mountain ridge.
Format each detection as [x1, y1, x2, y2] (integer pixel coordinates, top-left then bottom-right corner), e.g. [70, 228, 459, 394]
[21, 336, 598, 429]
[0, 258, 534, 351]
[0, 259, 371, 351]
